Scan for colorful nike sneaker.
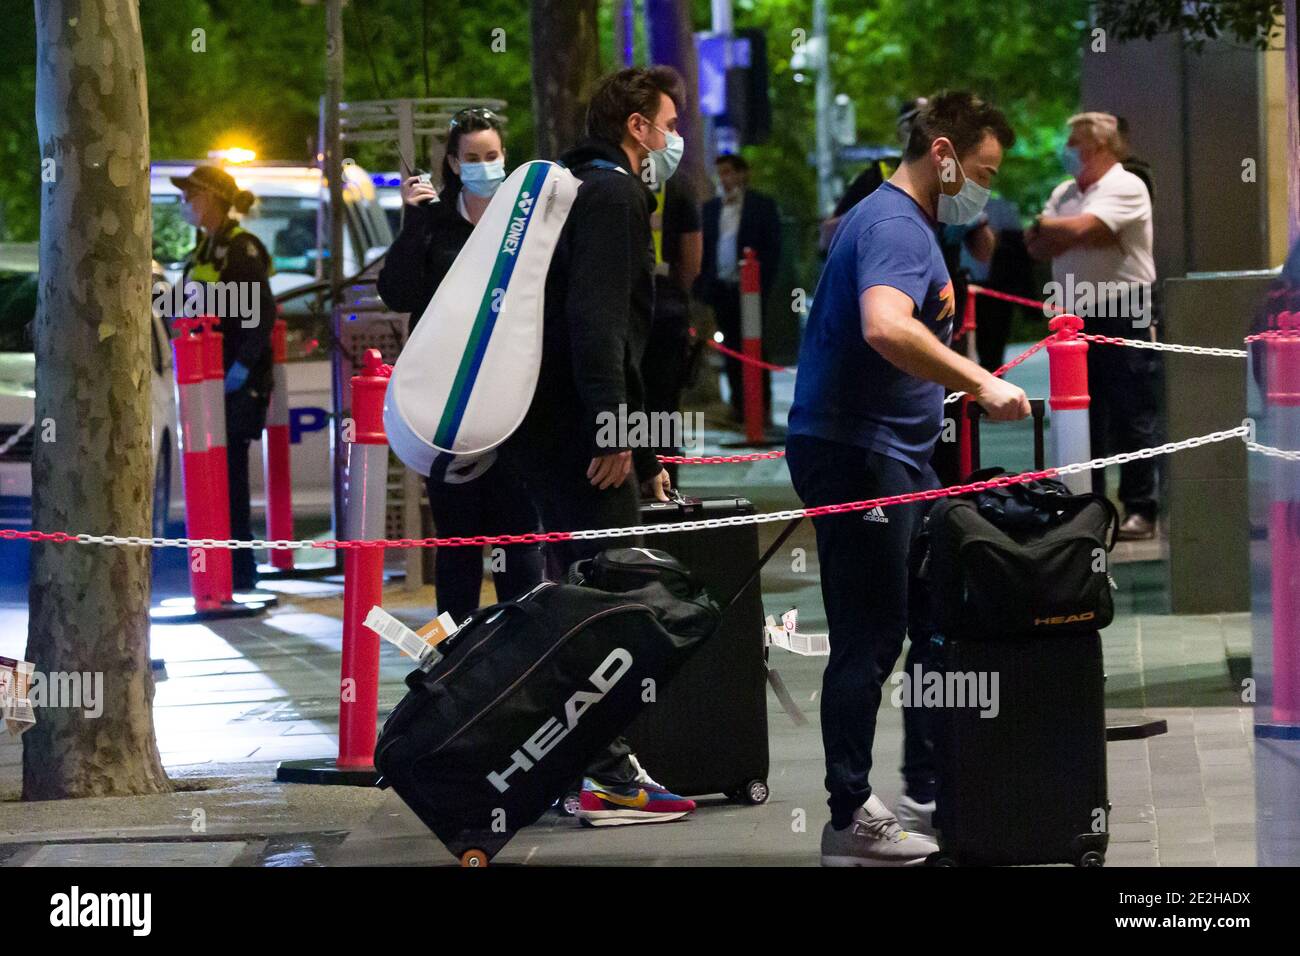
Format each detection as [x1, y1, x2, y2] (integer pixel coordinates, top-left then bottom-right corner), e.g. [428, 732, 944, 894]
[576, 777, 696, 827]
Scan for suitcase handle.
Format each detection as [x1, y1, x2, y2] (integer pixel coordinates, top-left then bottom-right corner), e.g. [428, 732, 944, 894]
[964, 398, 1046, 473]
[717, 516, 804, 615]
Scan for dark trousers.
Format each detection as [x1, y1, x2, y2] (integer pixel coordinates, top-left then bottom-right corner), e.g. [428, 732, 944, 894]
[642, 282, 693, 486]
[1085, 313, 1162, 520]
[975, 298, 1014, 375]
[426, 463, 546, 625]
[227, 435, 257, 591]
[500, 437, 643, 786]
[227, 387, 268, 592]
[712, 283, 771, 423]
[786, 434, 938, 827]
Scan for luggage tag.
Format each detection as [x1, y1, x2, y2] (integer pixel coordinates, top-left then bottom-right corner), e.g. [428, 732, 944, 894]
[363, 606, 459, 665]
[764, 608, 830, 656]
[0, 656, 36, 738]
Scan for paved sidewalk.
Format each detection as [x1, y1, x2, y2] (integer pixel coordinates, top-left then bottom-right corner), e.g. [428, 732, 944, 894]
[0, 345, 1258, 865]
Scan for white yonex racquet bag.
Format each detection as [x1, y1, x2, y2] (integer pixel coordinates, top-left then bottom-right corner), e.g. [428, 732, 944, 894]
[384, 160, 580, 482]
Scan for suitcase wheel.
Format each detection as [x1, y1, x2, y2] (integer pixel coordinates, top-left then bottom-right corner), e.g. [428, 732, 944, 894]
[560, 791, 582, 816]
[460, 849, 489, 868]
[1076, 851, 1105, 868]
[926, 851, 957, 867]
[729, 779, 770, 806]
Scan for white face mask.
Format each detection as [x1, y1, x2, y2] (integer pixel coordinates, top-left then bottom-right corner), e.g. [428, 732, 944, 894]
[639, 118, 683, 184]
[458, 159, 506, 197]
[935, 149, 991, 225]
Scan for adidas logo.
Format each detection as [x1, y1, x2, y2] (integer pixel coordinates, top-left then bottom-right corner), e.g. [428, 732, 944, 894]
[862, 506, 889, 524]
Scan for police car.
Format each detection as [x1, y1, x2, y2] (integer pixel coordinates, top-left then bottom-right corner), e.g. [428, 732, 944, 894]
[150, 153, 396, 519]
[0, 156, 396, 540]
[0, 243, 179, 536]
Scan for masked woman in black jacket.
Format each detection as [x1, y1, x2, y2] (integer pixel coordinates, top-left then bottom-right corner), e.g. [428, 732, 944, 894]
[377, 108, 544, 623]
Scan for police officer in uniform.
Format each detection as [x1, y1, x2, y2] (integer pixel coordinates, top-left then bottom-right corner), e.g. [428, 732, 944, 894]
[172, 164, 277, 591]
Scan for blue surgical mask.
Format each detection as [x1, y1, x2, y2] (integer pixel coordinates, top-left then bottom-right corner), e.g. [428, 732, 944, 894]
[459, 160, 506, 196]
[1060, 145, 1084, 178]
[640, 120, 684, 184]
[935, 152, 990, 225]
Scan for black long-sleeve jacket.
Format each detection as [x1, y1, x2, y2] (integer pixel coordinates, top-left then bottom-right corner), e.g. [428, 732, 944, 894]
[511, 138, 662, 481]
[376, 194, 474, 329]
[183, 218, 277, 393]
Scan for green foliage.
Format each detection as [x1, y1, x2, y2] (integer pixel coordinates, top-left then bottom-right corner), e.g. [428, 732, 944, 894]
[1094, 0, 1283, 50]
[2, 0, 1089, 262]
[709, 0, 1090, 289]
[0, 11, 37, 243]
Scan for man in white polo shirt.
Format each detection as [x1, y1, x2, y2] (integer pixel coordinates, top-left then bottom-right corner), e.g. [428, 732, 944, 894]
[1027, 111, 1160, 539]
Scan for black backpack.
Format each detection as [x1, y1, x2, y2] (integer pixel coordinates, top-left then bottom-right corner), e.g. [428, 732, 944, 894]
[919, 469, 1119, 639]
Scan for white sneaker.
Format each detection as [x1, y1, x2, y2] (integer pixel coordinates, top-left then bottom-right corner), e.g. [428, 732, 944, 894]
[894, 793, 937, 839]
[820, 794, 938, 866]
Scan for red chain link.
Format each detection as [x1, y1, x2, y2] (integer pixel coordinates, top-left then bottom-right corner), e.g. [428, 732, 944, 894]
[658, 335, 1053, 466]
[1245, 330, 1300, 343]
[657, 450, 787, 464]
[968, 284, 1062, 314]
[1, 466, 1066, 551]
[1078, 333, 1134, 347]
[988, 336, 1051, 378]
[701, 336, 792, 372]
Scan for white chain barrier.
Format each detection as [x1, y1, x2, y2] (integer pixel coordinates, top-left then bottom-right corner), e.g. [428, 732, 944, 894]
[1082, 333, 1249, 359]
[1248, 440, 1300, 462]
[0, 420, 34, 457]
[9, 424, 1274, 551]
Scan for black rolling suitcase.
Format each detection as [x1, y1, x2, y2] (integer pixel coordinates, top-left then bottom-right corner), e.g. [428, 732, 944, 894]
[928, 631, 1109, 867]
[374, 554, 719, 866]
[374, 519, 799, 866]
[620, 495, 778, 804]
[921, 401, 1116, 867]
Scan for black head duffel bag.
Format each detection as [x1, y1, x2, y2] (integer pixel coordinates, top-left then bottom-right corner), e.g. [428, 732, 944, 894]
[918, 468, 1120, 640]
[374, 548, 720, 863]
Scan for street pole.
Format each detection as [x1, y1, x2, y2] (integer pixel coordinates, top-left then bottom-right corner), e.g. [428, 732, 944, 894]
[711, 0, 731, 34]
[813, 0, 833, 217]
[325, 0, 347, 550]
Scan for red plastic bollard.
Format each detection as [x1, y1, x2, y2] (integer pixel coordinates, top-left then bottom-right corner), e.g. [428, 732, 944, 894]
[959, 288, 978, 361]
[957, 395, 974, 480]
[1047, 314, 1092, 494]
[1046, 314, 1090, 411]
[337, 349, 393, 770]
[740, 247, 765, 445]
[200, 317, 234, 599]
[171, 319, 223, 611]
[263, 318, 295, 571]
[1267, 311, 1300, 723]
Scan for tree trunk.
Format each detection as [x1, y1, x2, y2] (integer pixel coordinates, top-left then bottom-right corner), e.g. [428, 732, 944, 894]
[1287, 0, 1300, 245]
[530, 0, 601, 159]
[645, 0, 707, 208]
[24, 0, 169, 799]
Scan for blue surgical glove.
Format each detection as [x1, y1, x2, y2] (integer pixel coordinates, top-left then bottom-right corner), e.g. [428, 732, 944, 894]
[224, 361, 249, 393]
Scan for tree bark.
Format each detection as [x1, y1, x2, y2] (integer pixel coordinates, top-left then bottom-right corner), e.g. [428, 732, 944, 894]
[530, 0, 602, 159]
[1287, 0, 1300, 245]
[25, 0, 169, 799]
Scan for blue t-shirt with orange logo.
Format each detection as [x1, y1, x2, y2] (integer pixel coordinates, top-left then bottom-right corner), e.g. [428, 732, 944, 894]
[789, 181, 954, 472]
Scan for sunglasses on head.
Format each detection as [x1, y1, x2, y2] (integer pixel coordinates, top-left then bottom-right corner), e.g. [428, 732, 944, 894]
[449, 107, 499, 130]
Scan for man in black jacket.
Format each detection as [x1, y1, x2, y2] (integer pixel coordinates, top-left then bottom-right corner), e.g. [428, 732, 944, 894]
[697, 153, 782, 422]
[502, 66, 697, 828]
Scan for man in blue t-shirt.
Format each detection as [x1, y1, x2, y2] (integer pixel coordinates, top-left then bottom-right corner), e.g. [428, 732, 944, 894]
[787, 91, 1029, 866]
